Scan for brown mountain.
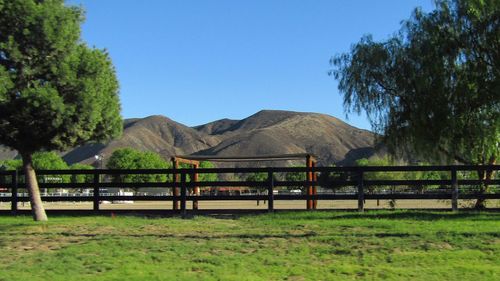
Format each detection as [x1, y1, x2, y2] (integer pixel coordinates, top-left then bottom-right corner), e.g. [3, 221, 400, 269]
[62, 115, 220, 165]
[192, 110, 379, 166]
[0, 110, 382, 166]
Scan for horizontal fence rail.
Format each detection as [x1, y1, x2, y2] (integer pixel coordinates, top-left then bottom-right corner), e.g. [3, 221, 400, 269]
[0, 165, 499, 214]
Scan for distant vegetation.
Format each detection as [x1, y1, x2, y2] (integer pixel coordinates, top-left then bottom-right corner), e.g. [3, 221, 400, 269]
[106, 148, 171, 183]
[106, 148, 218, 184]
[355, 156, 445, 208]
[0, 152, 94, 185]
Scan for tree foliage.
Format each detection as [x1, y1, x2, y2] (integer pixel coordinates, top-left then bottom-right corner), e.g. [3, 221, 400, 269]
[285, 165, 306, 191]
[197, 161, 218, 182]
[0, 0, 122, 153]
[31, 151, 68, 170]
[246, 172, 269, 190]
[0, 159, 22, 171]
[356, 157, 443, 187]
[246, 172, 269, 182]
[69, 163, 94, 184]
[330, 0, 499, 166]
[318, 164, 348, 191]
[32, 151, 69, 183]
[0, 152, 72, 182]
[106, 148, 170, 183]
[245, 172, 279, 191]
[355, 156, 447, 207]
[0, 0, 122, 220]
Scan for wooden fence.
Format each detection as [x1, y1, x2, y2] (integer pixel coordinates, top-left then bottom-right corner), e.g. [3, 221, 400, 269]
[0, 165, 499, 214]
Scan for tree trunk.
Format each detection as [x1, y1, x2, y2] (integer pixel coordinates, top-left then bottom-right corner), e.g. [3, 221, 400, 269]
[474, 157, 496, 209]
[21, 152, 48, 221]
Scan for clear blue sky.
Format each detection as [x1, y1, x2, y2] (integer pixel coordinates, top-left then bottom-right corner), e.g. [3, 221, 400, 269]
[67, 0, 434, 130]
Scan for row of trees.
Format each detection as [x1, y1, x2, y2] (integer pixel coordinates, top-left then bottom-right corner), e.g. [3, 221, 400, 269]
[0, 148, 218, 184]
[0, 152, 93, 184]
[244, 158, 447, 193]
[2, 149, 495, 209]
[106, 148, 218, 183]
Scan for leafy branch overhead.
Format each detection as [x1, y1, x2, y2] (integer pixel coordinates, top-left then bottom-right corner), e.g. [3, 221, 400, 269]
[330, 0, 499, 166]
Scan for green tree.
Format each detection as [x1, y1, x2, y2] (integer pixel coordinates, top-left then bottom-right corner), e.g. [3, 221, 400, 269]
[245, 172, 279, 190]
[318, 164, 349, 192]
[0, 152, 73, 184]
[330, 0, 499, 208]
[69, 163, 94, 184]
[0, 159, 22, 171]
[0, 159, 21, 186]
[403, 163, 446, 193]
[285, 165, 306, 191]
[355, 157, 397, 206]
[0, 0, 122, 220]
[106, 148, 170, 185]
[32, 151, 68, 170]
[32, 151, 69, 184]
[246, 172, 270, 183]
[197, 161, 218, 182]
[355, 157, 447, 207]
[178, 161, 218, 182]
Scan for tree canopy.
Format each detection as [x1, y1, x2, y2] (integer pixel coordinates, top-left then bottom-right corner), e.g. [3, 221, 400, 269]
[330, 0, 499, 165]
[0, 152, 68, 171]
[0, 0, 122, 153]
[106, 148, 170, 183]
[0, 0, 122, 220]
[284, 165, 306, 191]
[197, 161, 218, 182]
[32, 151, 68, 170]
[69, 163, 94, 184]
[0, 159, 22, 171]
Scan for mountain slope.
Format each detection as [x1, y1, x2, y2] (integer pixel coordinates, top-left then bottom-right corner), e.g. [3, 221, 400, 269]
[1, 110, 381, 166]
[192, 110, 377, 165]
[63, 115, 220, 164]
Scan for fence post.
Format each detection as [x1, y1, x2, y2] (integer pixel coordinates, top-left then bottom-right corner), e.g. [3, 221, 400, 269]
[93, 172, 100, 212]
[312, 162, 318, 210]
[193, 164, 199, 210]
[172, 162, 179, 210]
[11, 170, 18, 214]
[180, 173, 187, 217]
[357, 170, 364, 212]
[451, 169, 458, 212]
[267, 171, 274, 212]
[306, 155, 313, 210]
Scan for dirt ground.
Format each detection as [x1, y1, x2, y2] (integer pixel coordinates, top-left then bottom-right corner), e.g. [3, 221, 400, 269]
[2, 199, 498, 210]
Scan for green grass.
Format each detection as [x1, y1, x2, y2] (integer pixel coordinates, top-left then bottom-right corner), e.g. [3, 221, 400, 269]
[0, 211, 498, 281]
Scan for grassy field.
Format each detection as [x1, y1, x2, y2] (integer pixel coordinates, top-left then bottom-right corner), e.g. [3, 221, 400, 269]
[0, 211, 498, 281]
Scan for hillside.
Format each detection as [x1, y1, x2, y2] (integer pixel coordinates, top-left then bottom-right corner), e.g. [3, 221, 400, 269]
[0, 110, 382, 166]
[192, 110, 379, 166]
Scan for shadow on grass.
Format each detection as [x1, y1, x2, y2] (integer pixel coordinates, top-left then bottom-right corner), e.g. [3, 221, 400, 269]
[0, 231, 320, 241]
[263, 210, 500, 222]
[1, 210, 499, 223]
[2, 230, 498, 243]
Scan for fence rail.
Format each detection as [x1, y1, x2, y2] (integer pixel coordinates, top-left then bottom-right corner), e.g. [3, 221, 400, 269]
[0, 165, 499, 214]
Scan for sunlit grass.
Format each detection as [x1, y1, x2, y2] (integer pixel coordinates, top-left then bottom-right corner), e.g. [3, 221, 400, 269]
[0, 211, 498, 281]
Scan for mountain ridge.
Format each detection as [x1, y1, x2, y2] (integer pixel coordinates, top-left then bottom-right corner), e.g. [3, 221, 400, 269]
[0, 110, 382, 166]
